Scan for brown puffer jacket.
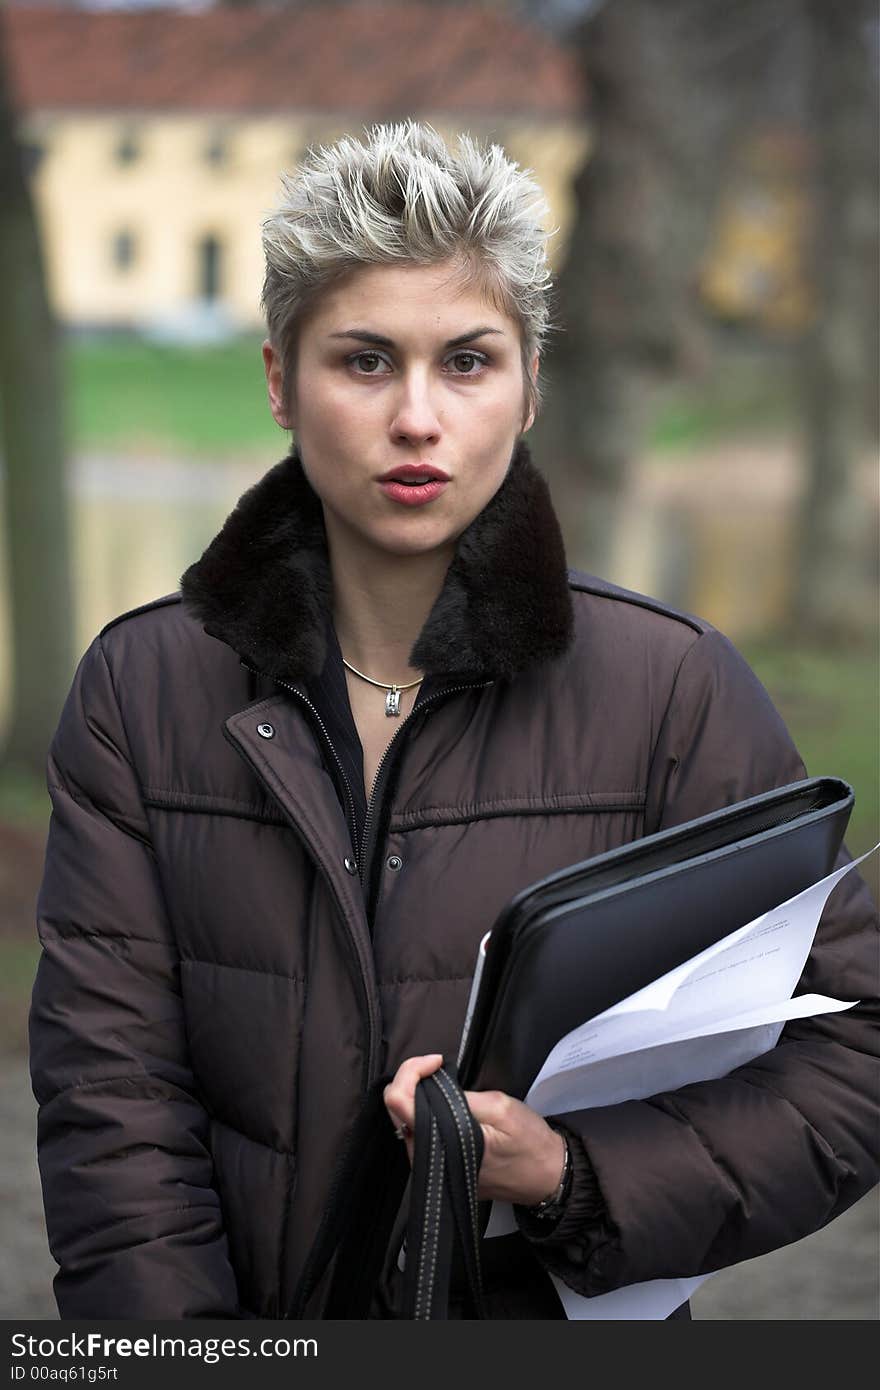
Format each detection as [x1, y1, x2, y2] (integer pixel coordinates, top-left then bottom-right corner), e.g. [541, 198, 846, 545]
[30, 442, 879, 1319]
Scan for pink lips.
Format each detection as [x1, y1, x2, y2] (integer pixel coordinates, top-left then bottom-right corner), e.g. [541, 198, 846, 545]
[378, 478, 448, 506]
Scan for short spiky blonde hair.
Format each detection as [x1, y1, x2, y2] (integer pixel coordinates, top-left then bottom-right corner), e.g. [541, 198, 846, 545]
[261, 120, 556, 423]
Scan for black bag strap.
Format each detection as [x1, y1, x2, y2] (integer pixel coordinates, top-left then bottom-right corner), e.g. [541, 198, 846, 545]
[296, 1065, 488, 1319]
[401, 1064, 487, 1320]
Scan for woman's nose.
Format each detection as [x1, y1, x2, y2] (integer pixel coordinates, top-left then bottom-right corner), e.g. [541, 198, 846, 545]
[389, 372, 442, 445]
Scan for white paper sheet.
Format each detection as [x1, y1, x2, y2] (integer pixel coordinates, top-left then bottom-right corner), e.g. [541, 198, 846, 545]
[484, 842, 878, 1320]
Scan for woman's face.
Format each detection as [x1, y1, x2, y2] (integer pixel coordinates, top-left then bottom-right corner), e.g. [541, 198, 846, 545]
[262, 259, 537, 564]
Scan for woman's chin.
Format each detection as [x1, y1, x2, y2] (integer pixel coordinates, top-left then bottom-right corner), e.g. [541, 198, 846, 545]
[374, 533, 457, 562]
[361, 516, 462, 561]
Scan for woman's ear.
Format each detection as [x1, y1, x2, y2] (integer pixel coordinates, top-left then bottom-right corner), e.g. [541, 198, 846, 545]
[522, 350, 540, 434]
[262, 339, 293, 430]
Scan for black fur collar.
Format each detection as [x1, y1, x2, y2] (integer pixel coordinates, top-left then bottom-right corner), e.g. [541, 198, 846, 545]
[179, 438, 574, 686]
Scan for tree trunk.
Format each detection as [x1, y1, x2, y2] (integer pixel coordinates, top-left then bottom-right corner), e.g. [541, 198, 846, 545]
[533, 0, 796, 578]
[791, 0, 878, 639]
[0, 25, 74, 775]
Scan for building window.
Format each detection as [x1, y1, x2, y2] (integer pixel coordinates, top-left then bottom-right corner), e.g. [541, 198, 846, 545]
[197, 235, 222, 301]
[204, 132, 229, 168]
[111, 230, 137, 272]
[114, 129, 140, 165]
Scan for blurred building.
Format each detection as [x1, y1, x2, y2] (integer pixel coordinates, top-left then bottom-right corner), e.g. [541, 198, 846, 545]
[3, 2, 589, 339]
[699, 131, 813, 336]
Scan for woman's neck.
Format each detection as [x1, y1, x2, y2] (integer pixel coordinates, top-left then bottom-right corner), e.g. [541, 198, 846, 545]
[327, 529, 454, 684]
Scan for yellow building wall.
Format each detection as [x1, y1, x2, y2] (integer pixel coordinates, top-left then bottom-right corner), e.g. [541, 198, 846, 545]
[24, 112, 589, 329]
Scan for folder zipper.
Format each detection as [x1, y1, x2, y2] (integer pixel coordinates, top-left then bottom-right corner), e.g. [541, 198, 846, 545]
[507, 786, 840, 916]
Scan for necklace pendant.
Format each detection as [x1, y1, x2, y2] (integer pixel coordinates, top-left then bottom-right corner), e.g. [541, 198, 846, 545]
[385, 686, 402, 717]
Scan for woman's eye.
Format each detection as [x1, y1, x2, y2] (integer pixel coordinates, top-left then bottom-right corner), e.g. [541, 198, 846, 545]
[349, 352, 389, 374]
[447, 352, 487, 375]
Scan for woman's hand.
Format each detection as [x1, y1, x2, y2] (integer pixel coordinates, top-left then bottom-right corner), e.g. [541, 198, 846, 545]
[383, 1054, 566, 1206]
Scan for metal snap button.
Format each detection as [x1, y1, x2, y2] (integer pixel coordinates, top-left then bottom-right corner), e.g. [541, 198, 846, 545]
[257, 723, 275, 739]
[386, 855, 403, 872]
[343, 857, 358, 875]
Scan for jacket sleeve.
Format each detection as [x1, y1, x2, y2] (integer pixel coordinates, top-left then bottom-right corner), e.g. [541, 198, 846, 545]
[517, 626, 879, 1297]
[30, 634, 241, 1318]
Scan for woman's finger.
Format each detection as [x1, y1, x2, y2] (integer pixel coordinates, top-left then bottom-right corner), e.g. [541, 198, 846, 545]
[383, 1052, 444, 1135]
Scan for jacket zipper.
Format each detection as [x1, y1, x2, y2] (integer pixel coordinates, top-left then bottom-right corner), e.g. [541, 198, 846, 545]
[358, 679, 494, 914]
[241, 663, 362, 868]
[254, 667, 361, 861]
[235, 662, 382, 1098]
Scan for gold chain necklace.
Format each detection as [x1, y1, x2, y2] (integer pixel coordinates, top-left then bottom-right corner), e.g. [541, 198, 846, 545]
[341, 657, 424, 717]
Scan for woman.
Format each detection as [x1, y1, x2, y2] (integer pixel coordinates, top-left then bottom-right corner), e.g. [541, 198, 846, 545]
[31, 122, 878, 1320]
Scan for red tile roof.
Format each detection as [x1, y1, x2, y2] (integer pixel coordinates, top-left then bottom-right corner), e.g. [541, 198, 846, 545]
[2, 3, 586, 118]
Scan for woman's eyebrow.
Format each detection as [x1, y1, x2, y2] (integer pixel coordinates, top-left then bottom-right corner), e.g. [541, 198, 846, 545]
[328, 326, 505, 349]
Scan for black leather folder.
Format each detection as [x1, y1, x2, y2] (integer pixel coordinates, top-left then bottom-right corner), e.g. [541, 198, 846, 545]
[457, 776, 854, 1099]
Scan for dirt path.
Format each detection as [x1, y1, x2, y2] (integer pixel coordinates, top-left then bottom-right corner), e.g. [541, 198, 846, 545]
[0, 1066, 58, 1319]
[690, 1188, 878, 1319]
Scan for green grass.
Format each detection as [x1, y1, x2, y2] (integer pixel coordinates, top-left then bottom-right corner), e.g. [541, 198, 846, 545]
[0, 939, 40, 1055]
[648, 348, 796, 452]
[648, 386, 792, 451]
[67, 334, 284, 455]
[0, 766, 52, 828]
